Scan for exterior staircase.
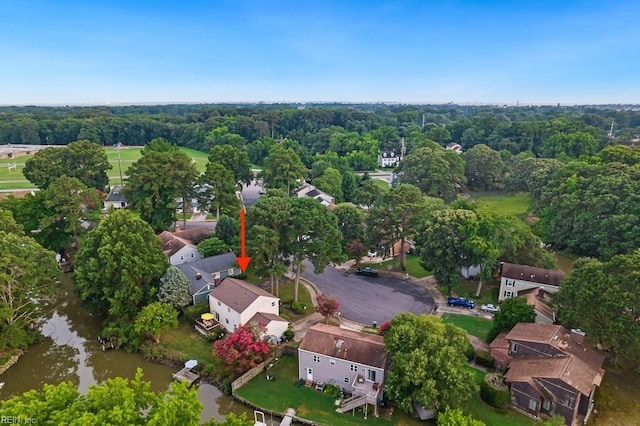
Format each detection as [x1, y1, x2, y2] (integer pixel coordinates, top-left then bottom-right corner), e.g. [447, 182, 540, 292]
[304, 379, 313, 388]
[336, 395, 368, 413]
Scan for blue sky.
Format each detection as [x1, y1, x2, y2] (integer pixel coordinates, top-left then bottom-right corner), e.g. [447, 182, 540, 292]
[1, 1, 638, 105]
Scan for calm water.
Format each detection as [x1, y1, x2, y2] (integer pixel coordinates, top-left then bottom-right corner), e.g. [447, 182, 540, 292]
[553, 252, 574, 276]
[0, 278, 255, 424]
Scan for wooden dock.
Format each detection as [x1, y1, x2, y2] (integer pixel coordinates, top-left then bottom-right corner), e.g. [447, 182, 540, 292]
[172, 367, 200, 386]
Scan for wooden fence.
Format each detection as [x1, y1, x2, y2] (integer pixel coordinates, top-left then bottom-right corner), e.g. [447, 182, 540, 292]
[231, 346, 285, 392]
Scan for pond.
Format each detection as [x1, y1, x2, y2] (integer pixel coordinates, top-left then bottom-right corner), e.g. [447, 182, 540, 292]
[0, 277, 256, 424]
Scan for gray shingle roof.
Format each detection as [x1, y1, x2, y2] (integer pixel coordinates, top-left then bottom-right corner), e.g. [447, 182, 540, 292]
[176, 252, 237, 295]
[210, 278, 277, 314]
[105, 185, 127, 202]
[501, 262, 565, 286]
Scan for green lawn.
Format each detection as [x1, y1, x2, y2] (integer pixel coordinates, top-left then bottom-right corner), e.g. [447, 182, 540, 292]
[441, 314, 493, 340]
[363, 254, 432, 279]
[152, 321, 221, 373]
[461, 366, 535, 426]
[438, 278, 499, 305]
[472, 191, 532, 221]
[235, 355, 422, 426]
[277, 280, 315, 322]
[372, 178, 390, 192]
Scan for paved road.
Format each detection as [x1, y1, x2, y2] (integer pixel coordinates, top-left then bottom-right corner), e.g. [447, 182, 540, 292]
[303, 263, 435, 325]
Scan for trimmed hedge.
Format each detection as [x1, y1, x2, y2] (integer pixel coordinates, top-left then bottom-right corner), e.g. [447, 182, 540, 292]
[480, 373, 510, 409]
[475, 350, 495, 368]
[184, 302, 210, 323]
[464, 339, 475, 361]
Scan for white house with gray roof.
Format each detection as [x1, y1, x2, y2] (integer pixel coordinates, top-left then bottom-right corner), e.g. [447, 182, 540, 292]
[208, 277, 288, 339]
[103, 185, 128, 210]
[175, 252, 241, 304]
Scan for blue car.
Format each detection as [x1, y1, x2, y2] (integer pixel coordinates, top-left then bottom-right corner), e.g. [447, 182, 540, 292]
[447, 297, 475, 309]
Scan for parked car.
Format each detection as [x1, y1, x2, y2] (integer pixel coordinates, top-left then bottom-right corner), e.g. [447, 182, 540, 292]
[447, 297, 475, 309]
[480, 303, 500, 313]
[355, 267, 379, 277]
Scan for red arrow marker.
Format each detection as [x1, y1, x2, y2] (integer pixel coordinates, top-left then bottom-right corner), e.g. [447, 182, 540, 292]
[236, 208, 251, 272]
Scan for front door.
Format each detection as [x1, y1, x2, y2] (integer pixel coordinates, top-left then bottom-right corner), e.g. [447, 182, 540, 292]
[306, 368, 313, 381]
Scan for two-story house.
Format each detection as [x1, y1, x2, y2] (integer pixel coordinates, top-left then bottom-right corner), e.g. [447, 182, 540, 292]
[159, 231, 205, 265]
[208, 278, 288, 339]
[498, 323, 605, 425]
[377, 151, 401, 168]
[498, 262, 564, 302]
[298, 324, 387, 417]
[176, 252, 241, 304]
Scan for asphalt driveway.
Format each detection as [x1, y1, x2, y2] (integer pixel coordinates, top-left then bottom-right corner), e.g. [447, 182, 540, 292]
[302, 264, 435, 325]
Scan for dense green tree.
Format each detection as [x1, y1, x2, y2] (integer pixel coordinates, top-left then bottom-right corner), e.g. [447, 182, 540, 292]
[74, 210, 168, 346]
[0, 369, 201, 426]
[437, 407, 485, 426]
[23, 140, 111, 190]
[0, 231, 59, 351]
[538, 162, 640, 259]
[313, 167, 344, 202]
[203, 413, 254, 426]
[261, 145, 307, 194]
[332, 203, 365, 249]
[198, 163, 240, 220]
[487, 297, 536, 341]
[204, 126, 247, 151]
[198, 237, 229, 257]
[341, 170, 358, 202]
[158, 266, 192, 310]
[287, 197, 343, 301]
[368, 184, 444, 270]
[599, 144, 640, 166]
[541, 131, 598, 159]
[352, 178, 384, 208]
[462, 144, 505, 189]
[134, 302, 179, 343]
[215, 214, 239, 246]
[0, 208, 23, 234]
[415, 209, 479, 294]
[395, 145, 465, 201]
[553, 252, 640, 363]
[247, 194, 292, 296]
[125, 148, 198, 232]
[384, 313, 477, 414]
[208, 145, 253, 187]
[44, 176, 101, 248]
[425, 126, 452, 144]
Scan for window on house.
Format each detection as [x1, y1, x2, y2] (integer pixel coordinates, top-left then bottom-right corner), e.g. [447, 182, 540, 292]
[272, 301, 276, 307]
[225, 318, 229, 324]
[228, 268, 234, 275]
[542, 399, 551, 411]
[350, 364, 358, 372]
[180, 255, 184, 260]
[313, 355, 320, 363]
[528, 399, 538, 411]
[367, 370, 377, 382]
[330, 359, 336, 366]
[503, 291, 513, 298]
[215, 312, 219, 321]
[217, 301, 221, 306]
[227, 307, 230, 312]
[190, 253, 194, 257]
[506, 279, 515, 287]
[510, 342, 518, 353]
[344, 377, 350, 383]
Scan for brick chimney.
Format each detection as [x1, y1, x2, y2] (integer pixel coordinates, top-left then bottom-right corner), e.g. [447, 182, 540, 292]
[570, 328, 586, 345]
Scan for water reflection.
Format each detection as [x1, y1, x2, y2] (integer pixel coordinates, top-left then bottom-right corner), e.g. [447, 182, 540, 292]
[0, 279, 255, 423]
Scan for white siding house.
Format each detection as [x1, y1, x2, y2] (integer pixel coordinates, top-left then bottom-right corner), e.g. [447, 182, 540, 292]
[208, 278, 288, 339]
[103, 185, 128, 210]
[158, 231, 204, 266]
[498, 262, 565, 302]
[377, 151, 402, 168]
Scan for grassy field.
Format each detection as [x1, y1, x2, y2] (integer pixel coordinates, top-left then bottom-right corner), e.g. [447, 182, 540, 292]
[372, 178, 391, 192]
[0, 146, 210, 190]
[152, 321, 221, 373]
[590, 357, 640, 425]
[471, 191, 532, 221]
[441, 314, 493, 340]
[277, 280, 315, 322]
